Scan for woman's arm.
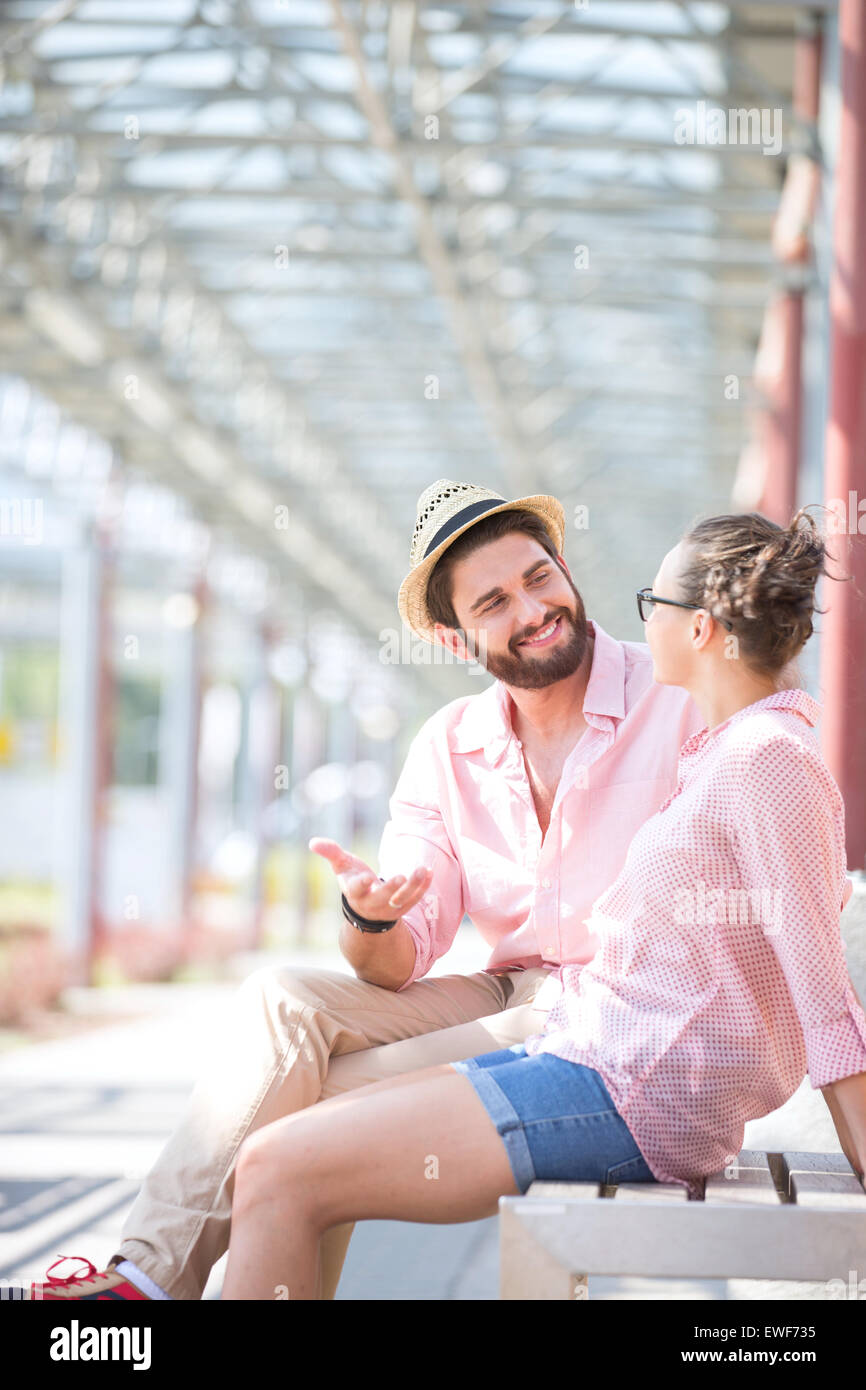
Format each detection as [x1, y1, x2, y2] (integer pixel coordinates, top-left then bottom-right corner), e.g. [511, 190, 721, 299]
[820, 1073, 866, 1181]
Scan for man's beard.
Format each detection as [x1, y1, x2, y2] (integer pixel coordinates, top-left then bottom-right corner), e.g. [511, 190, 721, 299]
[466, 588, 589, 690]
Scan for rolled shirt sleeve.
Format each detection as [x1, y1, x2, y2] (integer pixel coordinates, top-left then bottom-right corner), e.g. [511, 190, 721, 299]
[376, 721, 466, 991]
[732, 735, 866, 1089]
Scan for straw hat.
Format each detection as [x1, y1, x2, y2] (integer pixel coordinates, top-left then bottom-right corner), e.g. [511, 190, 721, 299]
[397, 478, 566, 642]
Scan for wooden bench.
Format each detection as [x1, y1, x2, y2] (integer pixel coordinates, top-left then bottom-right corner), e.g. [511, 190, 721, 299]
[499, 1150, 866, 1299]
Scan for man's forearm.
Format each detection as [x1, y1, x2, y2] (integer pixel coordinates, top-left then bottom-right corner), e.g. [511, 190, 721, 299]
[338, 915, 419, 991]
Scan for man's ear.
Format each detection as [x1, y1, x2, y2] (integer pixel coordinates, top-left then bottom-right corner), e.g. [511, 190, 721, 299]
[432, 622, 468, 659]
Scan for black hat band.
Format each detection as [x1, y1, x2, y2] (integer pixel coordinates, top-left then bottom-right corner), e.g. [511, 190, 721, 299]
[423, 498, 508, 560]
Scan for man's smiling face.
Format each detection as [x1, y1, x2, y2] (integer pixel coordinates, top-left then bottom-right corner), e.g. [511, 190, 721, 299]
[441, 532, 589, 689]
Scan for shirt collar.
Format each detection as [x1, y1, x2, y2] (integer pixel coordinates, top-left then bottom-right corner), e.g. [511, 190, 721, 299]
[450, 618, 626, 762]
[679, 686, 822, 757]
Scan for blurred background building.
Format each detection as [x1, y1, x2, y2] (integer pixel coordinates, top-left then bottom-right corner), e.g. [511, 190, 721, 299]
[0, 0, 864, 1019]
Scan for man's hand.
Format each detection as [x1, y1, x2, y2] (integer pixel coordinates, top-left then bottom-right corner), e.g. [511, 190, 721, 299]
[308, 837, 431, 990]
[308, 838, 433, 924]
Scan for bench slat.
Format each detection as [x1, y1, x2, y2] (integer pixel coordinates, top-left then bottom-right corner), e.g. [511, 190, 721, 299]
[781, 1150, 866, 1208]
[613, 1182, 689, 1202]
[703, 1149, 782, 1205]
[526, 1181, 602, 1200]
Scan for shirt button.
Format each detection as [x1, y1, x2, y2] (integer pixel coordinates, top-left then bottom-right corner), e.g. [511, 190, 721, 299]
[541, 877, 551, 889]
[544, 946, 556, 956]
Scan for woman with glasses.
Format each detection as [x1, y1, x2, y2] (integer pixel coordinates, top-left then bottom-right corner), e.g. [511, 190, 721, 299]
[221, 509, 866, 1299]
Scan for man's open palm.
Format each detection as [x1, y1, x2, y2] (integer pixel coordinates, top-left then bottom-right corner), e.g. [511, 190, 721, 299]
[309, 838, 432, 922]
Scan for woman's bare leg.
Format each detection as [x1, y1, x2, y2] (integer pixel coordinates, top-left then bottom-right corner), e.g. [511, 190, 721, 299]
[221, 1062, 519, 1300]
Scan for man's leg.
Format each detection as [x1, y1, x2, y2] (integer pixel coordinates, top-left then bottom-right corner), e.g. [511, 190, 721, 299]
[316, 965, 549, 1298]
[110, 959, 521, 1299]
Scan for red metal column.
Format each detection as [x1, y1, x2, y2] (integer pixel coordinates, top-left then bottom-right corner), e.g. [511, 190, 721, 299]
[821, 0, 866, 870]
[752, 14, 822, 525]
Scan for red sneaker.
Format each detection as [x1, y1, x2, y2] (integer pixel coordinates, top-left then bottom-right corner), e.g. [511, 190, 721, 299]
[30, 1256, 151, 1301]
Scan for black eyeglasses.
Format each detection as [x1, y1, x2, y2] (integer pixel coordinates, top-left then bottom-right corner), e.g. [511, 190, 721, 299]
[636, 588, 733, 632]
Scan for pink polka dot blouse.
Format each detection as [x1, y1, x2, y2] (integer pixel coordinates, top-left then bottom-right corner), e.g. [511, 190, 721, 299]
[524, 687, 866, 1198]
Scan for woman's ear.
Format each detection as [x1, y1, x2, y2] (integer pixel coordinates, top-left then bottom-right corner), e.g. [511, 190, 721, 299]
[690, 612, 716, 651]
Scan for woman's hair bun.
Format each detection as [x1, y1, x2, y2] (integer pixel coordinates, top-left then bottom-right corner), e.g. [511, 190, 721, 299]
[678, 508, 828, 673]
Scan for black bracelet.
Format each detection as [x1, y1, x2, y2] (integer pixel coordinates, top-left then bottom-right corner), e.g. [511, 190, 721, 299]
[341, 892, 399, 933]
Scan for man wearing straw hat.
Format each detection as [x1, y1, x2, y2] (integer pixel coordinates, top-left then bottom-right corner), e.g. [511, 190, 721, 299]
[33, 478, 703, 1302]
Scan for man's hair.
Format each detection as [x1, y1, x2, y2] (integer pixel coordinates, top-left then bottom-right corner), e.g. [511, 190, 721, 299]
[425, 509, 563, 630]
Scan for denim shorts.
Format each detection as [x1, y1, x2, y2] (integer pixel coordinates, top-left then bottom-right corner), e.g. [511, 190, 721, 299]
[450, 1043, 655, 1194]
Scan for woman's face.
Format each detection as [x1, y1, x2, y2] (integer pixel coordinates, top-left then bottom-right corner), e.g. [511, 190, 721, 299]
[643, 541, 703, 686]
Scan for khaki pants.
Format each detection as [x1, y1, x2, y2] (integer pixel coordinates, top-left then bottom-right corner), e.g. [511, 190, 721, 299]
[111, 958, 552, 1299]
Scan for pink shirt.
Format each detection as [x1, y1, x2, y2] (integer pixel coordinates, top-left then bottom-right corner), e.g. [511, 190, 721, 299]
[525, 687, 866, 1198]
[378, 618, 704, 988]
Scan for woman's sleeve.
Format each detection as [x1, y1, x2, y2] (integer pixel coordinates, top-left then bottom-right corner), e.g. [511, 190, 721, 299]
[376, 723, 466, 991]
[732, 735, 866, 1089]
